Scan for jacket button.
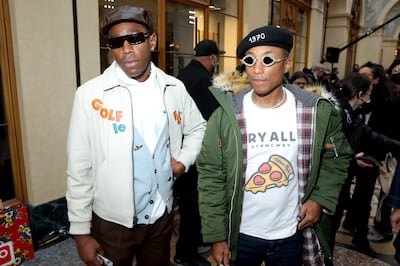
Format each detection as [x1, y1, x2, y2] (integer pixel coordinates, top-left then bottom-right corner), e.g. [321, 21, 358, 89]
[149, 200, 154, 204]
[168, 176, 172, 181]
[145, 215, 149, 219]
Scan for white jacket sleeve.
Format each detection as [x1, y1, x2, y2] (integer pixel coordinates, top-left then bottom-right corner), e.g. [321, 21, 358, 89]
[66, 89, 94, 235]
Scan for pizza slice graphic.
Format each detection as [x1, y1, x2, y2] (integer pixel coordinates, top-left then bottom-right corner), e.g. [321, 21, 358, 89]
[245, 154, 294, 194]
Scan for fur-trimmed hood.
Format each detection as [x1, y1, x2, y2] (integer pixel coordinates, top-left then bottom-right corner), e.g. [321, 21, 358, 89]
[318, 87, 354, 125]
[304, 84, 323, 95]
[211, 71, 332, 110]
[318, 87, 342, 112]
[212, 70, 251, 95]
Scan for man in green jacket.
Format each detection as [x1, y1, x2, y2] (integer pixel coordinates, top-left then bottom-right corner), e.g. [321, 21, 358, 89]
[197, 25, 353, 266]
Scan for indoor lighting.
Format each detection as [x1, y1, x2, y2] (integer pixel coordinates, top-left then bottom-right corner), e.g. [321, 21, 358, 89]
[209, 1, 222, 11]
[188, 9, 196, 25]
[104, 0, 115, 9]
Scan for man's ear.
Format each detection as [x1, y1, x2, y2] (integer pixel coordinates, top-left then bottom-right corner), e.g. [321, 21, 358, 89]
[284, 59, 293, 73]
[150, 32, 157, 51]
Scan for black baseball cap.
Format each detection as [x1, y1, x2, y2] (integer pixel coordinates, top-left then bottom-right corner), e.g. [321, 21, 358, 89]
[193, 40, 225, 56]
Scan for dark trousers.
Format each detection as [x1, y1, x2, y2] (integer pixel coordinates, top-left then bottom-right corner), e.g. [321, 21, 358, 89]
[332, 172, 354, 247]
[345, 166, 379, 238]
[91, 210, 173, 266]
[373, 189, 393, 234]
[333, 162, 358, 238]
[234, 231, 303, 266]
[394, 233, 400, 254]
[173, 164, 202, 259]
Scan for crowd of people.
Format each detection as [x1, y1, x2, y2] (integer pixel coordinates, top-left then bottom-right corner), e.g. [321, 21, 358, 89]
[65, 4, 400, 266]
[291, 59, 400, 261]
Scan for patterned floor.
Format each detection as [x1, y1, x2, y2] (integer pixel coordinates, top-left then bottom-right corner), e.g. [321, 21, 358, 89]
[332, 181, 398, 266]
[333, 220, 397, 266]
[170, 213, 398, 266]
[169, 181, 399, 266]
[24, 214, 398, 266]
[24, 183, 398, 265]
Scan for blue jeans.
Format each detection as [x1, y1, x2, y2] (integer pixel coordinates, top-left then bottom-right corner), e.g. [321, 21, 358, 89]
[234, 231, 303, 266]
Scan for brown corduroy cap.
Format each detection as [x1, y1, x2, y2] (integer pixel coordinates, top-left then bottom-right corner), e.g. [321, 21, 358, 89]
[101, 6, 153, 37]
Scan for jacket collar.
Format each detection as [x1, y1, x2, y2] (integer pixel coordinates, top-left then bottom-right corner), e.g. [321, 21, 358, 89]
[101, 61, 175, 92]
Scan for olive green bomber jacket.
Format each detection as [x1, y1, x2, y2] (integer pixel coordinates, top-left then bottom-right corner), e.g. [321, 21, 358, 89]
[197, 72, 353, 263]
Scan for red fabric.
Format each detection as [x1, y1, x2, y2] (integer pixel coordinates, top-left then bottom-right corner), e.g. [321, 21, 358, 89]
[0, 203, 34, 265]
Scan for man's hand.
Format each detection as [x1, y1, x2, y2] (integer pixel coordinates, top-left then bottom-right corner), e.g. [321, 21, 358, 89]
[74, 235, 104, 266]
[212, 241, 231, 266]
[355, 152, 375, 168]
[390, 208, 400, 230]
[171, 158, 185, 176]
[297, 199, 322, 230]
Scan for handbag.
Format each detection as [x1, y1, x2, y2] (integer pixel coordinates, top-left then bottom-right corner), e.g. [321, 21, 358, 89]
[0, 202, 35, 265]
[376, 152, 397, 222]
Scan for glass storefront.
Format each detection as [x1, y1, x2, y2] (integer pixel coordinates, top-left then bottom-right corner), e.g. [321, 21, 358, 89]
[165, 2, 205, 75]
[293, 7, 308, 72]
[98, 0, 239, 75]
[0, 68, 15, 201]
[209, 4, 238, 74]
[97, 0, 312, 75]
[271, 0, 310, 74]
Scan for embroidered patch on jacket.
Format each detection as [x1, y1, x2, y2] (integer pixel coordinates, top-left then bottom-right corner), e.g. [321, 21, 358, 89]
[173, 110, 182, 125]
[92, 98, 126, 134]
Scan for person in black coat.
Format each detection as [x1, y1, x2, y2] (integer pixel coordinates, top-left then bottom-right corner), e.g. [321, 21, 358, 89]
[174, 39, 225, 266]
[342, 62, 400, 254]
[329, 72, 400, 257]
[384, 58, 400, 264]
[358, 61, 400, 243]
[176, 40, 223, 120]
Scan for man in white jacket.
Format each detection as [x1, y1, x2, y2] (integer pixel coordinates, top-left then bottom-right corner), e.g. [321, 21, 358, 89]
[66, 5, 206, 266]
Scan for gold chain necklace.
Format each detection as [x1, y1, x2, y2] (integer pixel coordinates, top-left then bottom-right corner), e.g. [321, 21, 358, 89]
[270, 90, 287, 109]
[252, 89, 287, 109]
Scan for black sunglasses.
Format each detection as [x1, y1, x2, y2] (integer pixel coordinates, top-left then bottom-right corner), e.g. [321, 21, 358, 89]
[240, 54, 287, 67]
[107, 32, 150, 49]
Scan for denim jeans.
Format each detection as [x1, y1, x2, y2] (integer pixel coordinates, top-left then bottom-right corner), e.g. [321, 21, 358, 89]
[234, 231, 303, 266]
